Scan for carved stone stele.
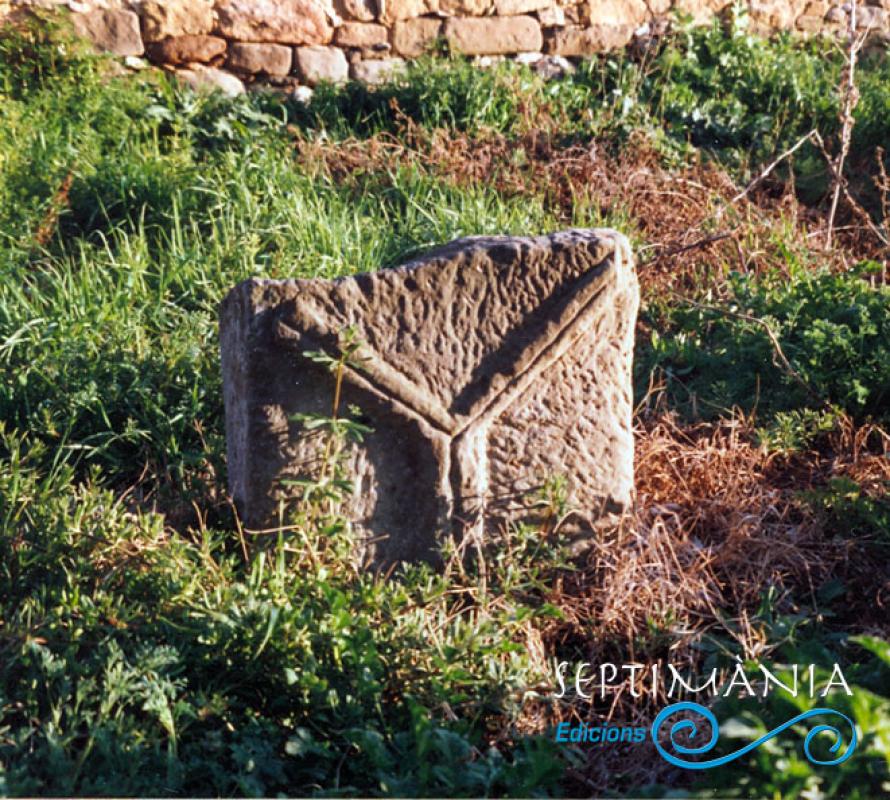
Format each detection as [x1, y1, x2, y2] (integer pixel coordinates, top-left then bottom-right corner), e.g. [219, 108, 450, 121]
[220, 228, 638, 565]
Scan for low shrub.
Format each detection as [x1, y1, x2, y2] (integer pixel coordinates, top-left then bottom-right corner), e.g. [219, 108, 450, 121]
[641, 263, 890, 426]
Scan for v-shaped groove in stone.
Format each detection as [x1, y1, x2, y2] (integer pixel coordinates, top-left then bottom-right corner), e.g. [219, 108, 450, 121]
[219, 228, 639, 566]
[274, 318, 460, 434]
[274, 260, 611, 439]
[270, 229, 618, 437]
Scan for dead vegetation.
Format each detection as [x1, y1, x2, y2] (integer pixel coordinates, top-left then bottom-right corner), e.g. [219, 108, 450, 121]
[550, 411, 887, 662]
[503, 409, 886, 793]
[291, 118, 888, 299]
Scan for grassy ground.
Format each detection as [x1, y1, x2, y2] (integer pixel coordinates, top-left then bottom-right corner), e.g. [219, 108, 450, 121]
[1, 9, 889, 798]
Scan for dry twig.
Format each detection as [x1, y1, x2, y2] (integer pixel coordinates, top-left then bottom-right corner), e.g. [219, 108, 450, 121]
[731, 129, 818, 204]
[826, 3, 867, 249]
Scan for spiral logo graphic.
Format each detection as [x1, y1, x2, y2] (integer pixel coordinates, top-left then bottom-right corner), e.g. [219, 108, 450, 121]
[651, 701, 858, 769]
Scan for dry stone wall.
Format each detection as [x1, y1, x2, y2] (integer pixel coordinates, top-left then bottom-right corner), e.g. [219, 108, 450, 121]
[2, 0, 887, 93]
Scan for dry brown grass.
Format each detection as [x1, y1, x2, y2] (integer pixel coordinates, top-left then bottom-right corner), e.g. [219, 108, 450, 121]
[554, 414, 843, 658]
[291, 122, 888, 300]
[577, 415, 882, 645]
[502, 409, 886, 793]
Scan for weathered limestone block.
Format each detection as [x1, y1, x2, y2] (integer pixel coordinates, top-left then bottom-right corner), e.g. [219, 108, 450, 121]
[444, 15, 543, 54]
[227, 42, 293, 74]
[748, 0, 806, 30]
[379, 0, 437, 23]
[335, 21, 389, 46]
[147, 35, 227, 64]
[220, 229, 638, 565]
[858, 5, 888, 28]
[546, 22, 633, 54]
[537, 6, 567, 27]
[294, 44, 349, 82]
[587, 0, 649, 28]
[176, 63, 245, 94]
[333, 0, 377, 20]
[215, 0, 333, 45]
[392, 16, 442, 56]
[139, 0, 214, 42]
[495, 0, 554, 14]
[795, 13, 825, 31]
[437, 0, 494, 15]
[350, 55, 404, 81]
[72, 8, 144, 56]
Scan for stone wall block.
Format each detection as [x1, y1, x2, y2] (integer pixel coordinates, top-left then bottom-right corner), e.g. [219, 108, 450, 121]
[227, 42, 293, 75]
[215, 0, 333, 45]
[177, 63, 245, 95]
[140, 0, 214, 42]
[546, 22, 633, 54]
[587, 0, 650, 28]
[72, 8, 144, 56]
[495, 0, 553, 14]
[392, 16, 442, 55]
[294, 44, 349, 83]
[335, 21, 389, 46]
[147, 34, 227, 64]
[333, 0, 378, 20]
[350, 55, 404, 81]
[380, 0, 439, 24]
[437, 0, 494, 16]
[444, 15, 543, 55]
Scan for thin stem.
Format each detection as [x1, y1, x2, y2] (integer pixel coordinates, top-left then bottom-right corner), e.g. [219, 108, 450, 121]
[827, 0, 862, 250]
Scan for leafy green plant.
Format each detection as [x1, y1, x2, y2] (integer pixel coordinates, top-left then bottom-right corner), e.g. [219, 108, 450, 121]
[805, 477, 890, 542]
[689, 636, 890, 799]
[647, 6, 839, 161]
[756, 407, 844, 454]
[641, 263, 890, 426]
[0, 421, 567, 796]
[295, 55, 552, 138]
[0, 8, 96, 99]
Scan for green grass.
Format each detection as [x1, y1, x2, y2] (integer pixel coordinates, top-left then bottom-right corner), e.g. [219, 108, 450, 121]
[1, 11, 889, 798]
[684, 634, 890, 799]
[0, 69, 572, 497]
[1, 427, 568, 796]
